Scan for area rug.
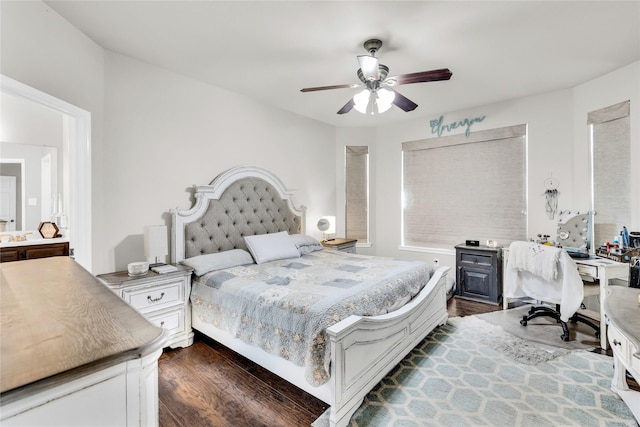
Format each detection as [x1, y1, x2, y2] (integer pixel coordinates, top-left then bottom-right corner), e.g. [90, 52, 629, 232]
[477, 305, 600, 351]
[312, 315, 636, 427]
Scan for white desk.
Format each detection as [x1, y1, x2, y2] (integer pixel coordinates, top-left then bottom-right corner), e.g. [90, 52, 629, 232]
[503, 249, 629, 349]
[573, 257, 629, 349]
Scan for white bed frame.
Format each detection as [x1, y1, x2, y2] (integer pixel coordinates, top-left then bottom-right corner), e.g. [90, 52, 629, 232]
[171, 166, 450, 427]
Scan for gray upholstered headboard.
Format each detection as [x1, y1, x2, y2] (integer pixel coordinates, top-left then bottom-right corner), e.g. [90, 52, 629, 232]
[171, 166, 305, 263]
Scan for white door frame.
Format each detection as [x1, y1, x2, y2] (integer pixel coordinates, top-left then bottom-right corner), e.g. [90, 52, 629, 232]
[1, 75, 92, 272]
[0, 174, 18, 231]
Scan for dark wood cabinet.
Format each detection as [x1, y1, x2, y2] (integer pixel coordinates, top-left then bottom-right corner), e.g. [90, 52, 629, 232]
[455, 244, 502, 305]
[0, 241, 69, 263]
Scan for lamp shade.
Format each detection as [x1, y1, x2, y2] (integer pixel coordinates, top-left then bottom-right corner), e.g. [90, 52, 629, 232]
[144, 225, 168, 263]
[353, 88, 395, 115]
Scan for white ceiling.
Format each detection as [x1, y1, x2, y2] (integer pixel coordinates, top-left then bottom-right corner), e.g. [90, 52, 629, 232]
[44, 1, 640, 128]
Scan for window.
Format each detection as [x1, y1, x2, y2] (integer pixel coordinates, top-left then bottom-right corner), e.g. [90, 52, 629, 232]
[402, 124, 527, 250]
[345, 146, 369, 243]
[588, 100, 631, 249]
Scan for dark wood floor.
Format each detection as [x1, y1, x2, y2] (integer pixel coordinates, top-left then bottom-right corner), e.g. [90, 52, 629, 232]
[157, 297, 501, 427]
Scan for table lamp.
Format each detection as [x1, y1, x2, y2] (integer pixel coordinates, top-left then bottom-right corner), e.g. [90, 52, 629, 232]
[144, 225, 168, 267]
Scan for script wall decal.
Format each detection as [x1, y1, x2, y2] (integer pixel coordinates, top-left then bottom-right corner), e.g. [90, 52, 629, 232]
[429, 114, 486, 137]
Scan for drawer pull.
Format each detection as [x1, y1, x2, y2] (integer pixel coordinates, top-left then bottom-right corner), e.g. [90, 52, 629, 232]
[160, 321, 165, 328]
[612, 339, 621, 346]
[147, 292, 165, 303]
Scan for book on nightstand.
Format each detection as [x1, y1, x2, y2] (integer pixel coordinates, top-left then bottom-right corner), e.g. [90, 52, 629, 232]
[151, 264, 178, 274]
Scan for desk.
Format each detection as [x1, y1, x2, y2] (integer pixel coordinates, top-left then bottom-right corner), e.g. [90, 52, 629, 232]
[503, 249, 628, 349]
[574, 257, 629, 349]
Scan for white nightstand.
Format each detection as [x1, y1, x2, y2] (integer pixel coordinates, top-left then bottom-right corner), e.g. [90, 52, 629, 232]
[321, 238, 357, 253]
[97, 264, 194, 349]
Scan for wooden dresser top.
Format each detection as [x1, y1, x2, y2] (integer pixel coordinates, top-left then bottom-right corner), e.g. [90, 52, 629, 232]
[0, 257, 166, 394]
[605, 286, 640, 351]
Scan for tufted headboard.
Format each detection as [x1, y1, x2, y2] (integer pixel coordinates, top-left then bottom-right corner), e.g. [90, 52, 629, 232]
[171, 166, 305, 263]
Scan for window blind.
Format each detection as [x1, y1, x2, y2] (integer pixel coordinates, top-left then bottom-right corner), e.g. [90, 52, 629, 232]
[588, 100, 630, 248]
[345, 146, 369, 243]
[402, 124, 527, 249]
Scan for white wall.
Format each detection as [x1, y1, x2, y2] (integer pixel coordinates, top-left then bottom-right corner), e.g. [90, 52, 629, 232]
[2, 1, 336, 274]
[1, 0, 104, 270]
[338, 61, 639, 269]
[572, 61, 640, 226]
[3, 1, 637, 274]
[102, 52, 336, 273]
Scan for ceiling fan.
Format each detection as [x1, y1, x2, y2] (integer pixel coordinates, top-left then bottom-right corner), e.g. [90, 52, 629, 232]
[301, 39, 452, 115]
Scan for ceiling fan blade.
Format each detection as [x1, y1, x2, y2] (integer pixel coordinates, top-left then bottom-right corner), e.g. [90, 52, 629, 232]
[390, 89, 418, 112]
[388, 68, 453, 86]
[357, 55, 379, 81]
[337, 99, 355, 114]
[301, 83, 360, 92]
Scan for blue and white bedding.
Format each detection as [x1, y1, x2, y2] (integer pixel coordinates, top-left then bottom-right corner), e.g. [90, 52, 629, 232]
[190, 250, 433, 386]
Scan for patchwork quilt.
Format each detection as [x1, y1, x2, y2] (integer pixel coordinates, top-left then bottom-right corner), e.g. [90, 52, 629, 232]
[191, 250, 433, 386]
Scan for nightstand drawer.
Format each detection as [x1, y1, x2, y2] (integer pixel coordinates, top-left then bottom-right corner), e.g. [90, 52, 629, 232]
[460, 253, 492, 267]
[123, 280, 184, 312]
[147, 307, 185, 335]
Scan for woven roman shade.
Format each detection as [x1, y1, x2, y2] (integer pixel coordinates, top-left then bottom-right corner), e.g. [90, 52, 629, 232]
[402, 124, 527, 249]
[345, 146, 369, 242]
[588, 100, 631, 248]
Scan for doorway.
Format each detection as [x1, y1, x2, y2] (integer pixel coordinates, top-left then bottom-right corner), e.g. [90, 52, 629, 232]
[1, 75, 92, 271]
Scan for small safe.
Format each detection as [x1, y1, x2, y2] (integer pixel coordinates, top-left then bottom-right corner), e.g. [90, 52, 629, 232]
[455, 244, 503, 305]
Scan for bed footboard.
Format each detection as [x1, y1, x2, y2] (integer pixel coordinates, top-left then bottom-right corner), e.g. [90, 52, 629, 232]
[326, 266, 450, 427]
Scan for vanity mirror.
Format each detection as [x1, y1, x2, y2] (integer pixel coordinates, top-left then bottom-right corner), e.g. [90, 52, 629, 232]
[0, 142, 59, 232]
[1, 75, 91, 271]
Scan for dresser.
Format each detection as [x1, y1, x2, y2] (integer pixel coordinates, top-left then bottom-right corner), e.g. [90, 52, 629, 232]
[0, 257, 166, 426]
[0, 239, 69, 262]
[604, 286, 640, 423]
[97, 264, 194, 349]
[455, 244, 503, 305]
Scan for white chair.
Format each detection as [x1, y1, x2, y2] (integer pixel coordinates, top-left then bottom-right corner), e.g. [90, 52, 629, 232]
[505, 241, 600, 342]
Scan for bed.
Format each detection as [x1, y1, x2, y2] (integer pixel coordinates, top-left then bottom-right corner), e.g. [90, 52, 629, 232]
[171, 165, 449, 427]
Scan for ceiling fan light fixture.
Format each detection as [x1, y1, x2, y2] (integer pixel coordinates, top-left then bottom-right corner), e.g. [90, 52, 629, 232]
[357, 55, 379, 81]
[352, 88, 395, 115]
[376, 88, 395, 113]
[300, 38, 451, 115]
[353, 89, 371, 114]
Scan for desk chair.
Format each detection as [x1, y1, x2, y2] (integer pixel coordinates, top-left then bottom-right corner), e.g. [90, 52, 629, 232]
[505, 241, 600, 342]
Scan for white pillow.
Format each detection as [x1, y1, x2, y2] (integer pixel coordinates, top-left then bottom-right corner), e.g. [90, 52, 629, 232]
[244, 231, 301, 264]
[289, 234, 324, 255]
[180, 249, 254, 276]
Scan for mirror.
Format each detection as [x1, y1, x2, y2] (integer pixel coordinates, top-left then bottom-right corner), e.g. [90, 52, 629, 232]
[556, 210, 592, 257]
[0, 142, 59, 231]
[1, 75, 92, 271]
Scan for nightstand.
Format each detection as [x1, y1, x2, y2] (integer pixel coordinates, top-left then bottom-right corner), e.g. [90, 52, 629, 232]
[455, 244, 503, 305]
[96, 264, 194, 348]
[321, 238, 357, 253]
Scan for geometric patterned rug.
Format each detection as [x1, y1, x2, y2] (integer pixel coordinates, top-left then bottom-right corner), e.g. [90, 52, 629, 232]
[313, 315, 637, 426]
